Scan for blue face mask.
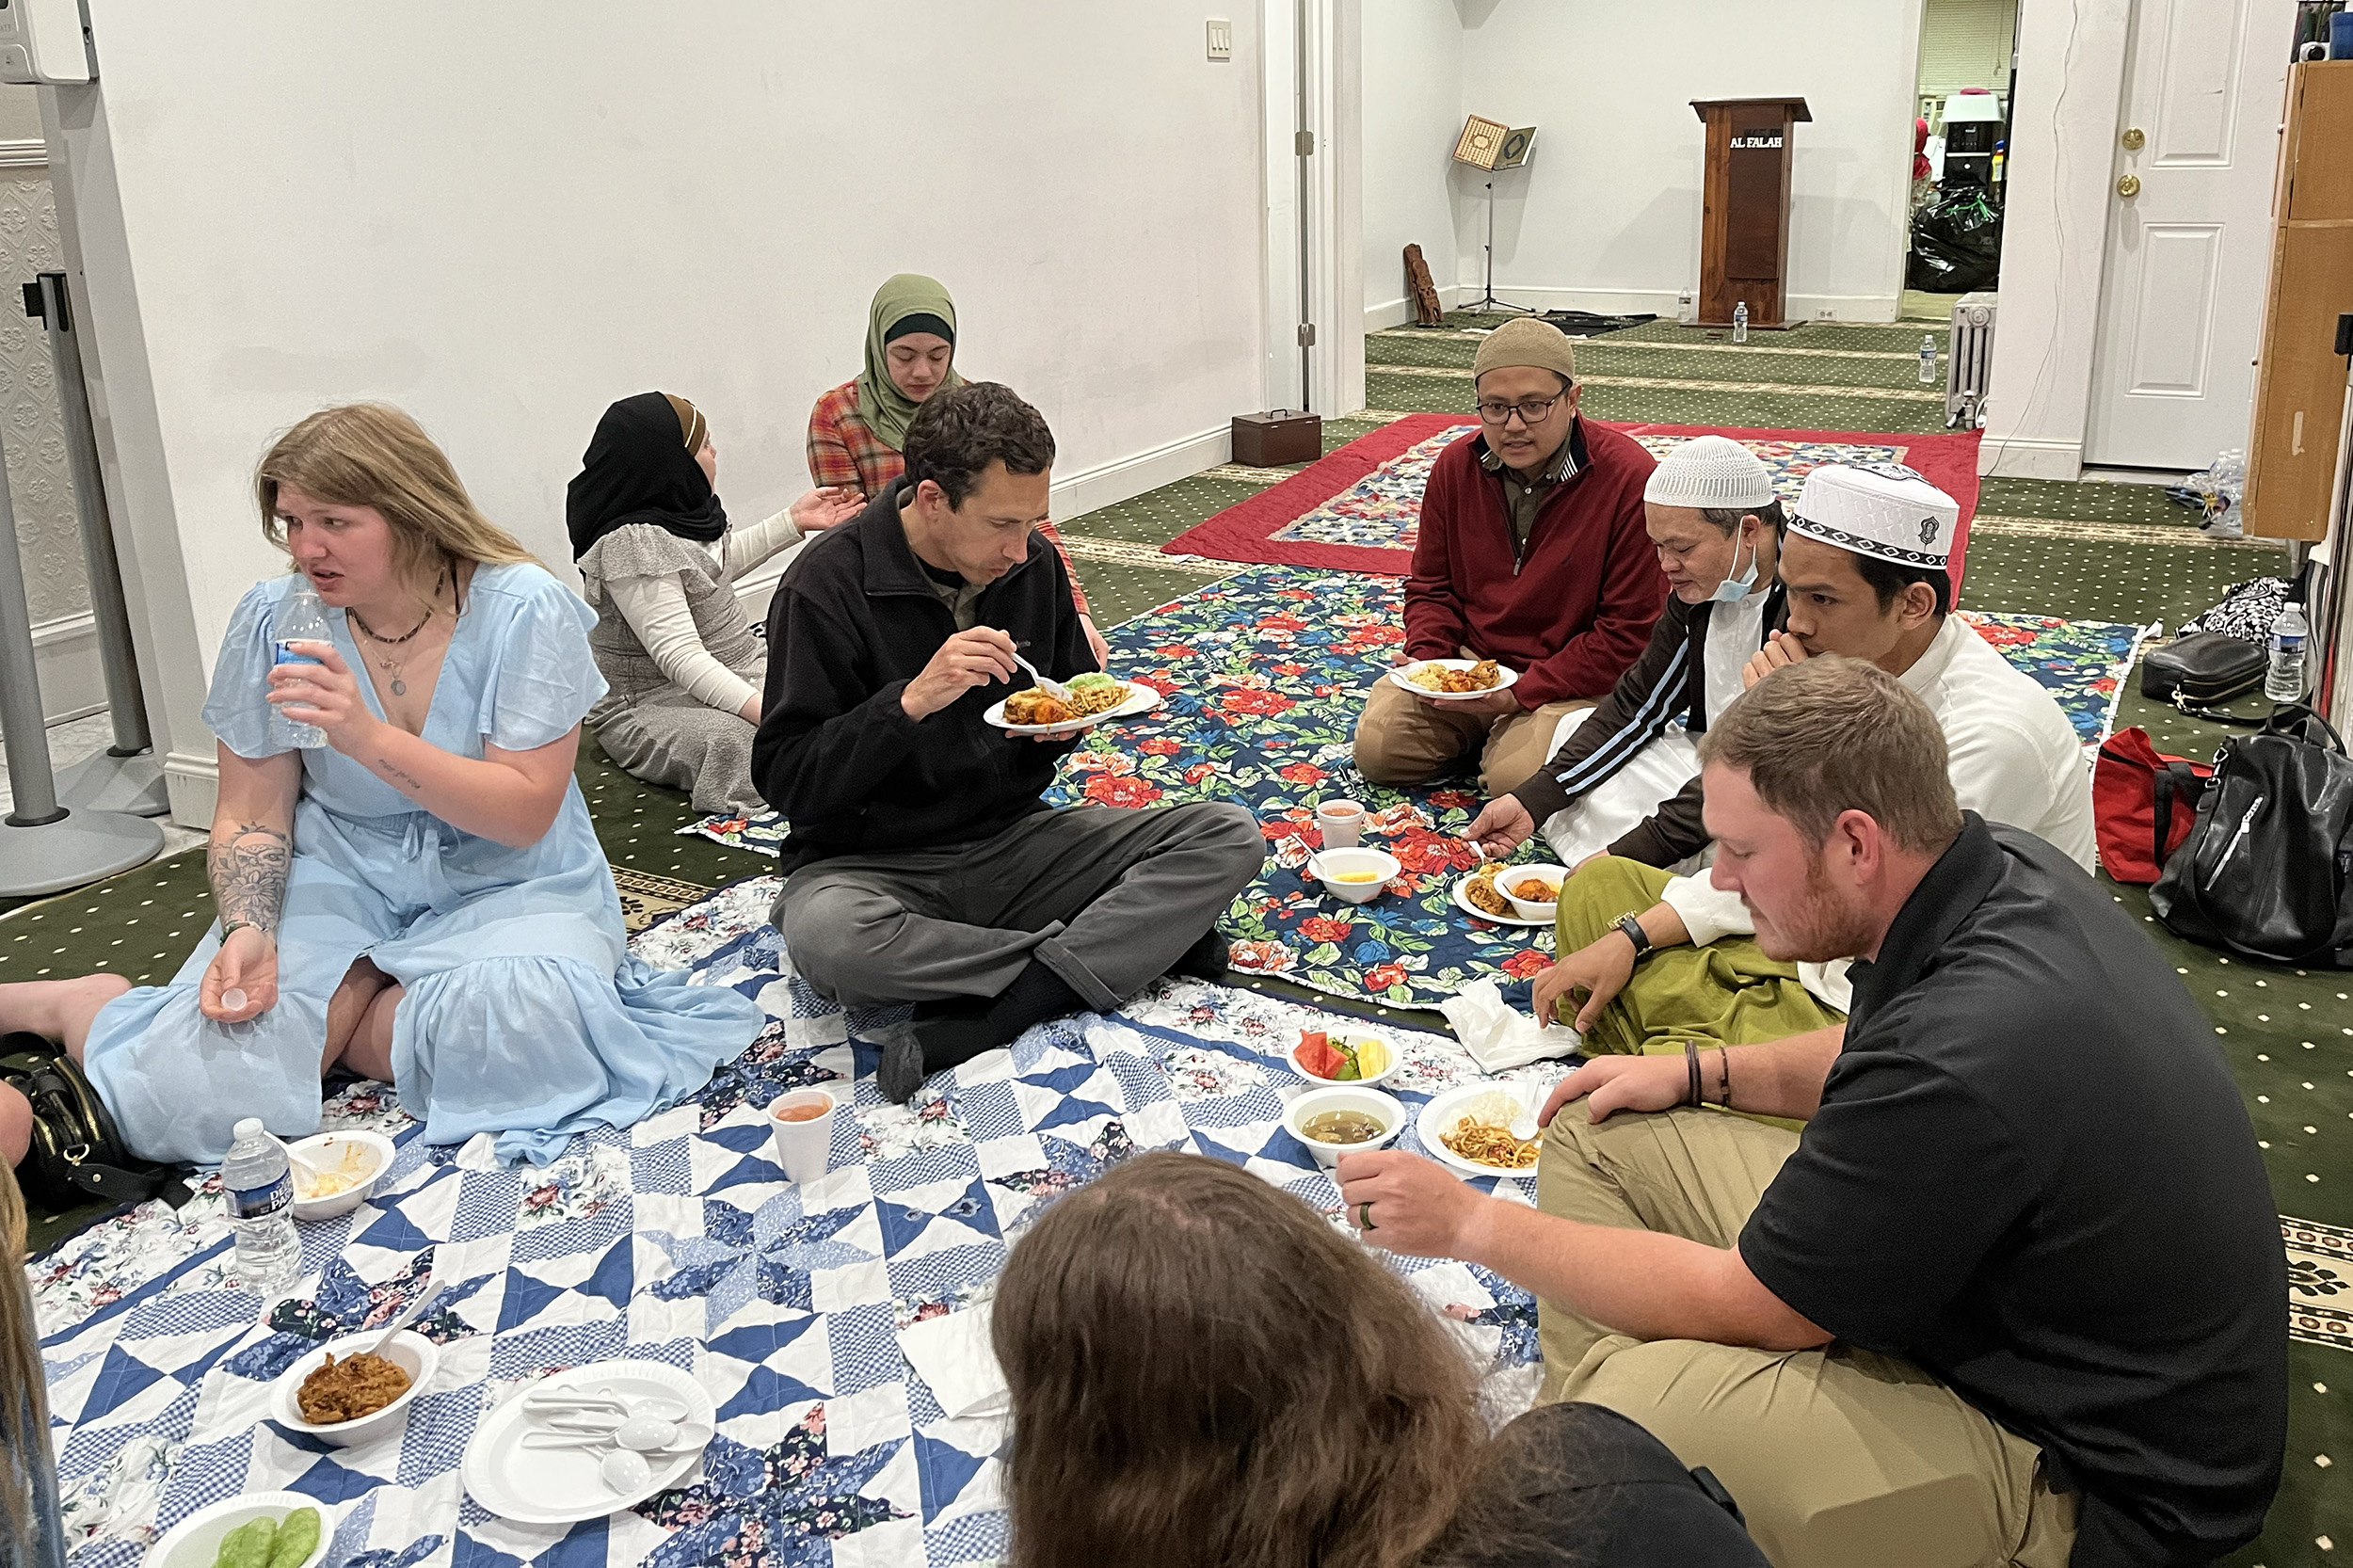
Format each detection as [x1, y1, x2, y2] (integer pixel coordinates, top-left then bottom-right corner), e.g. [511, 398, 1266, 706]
[1707, 522, 1760, 603]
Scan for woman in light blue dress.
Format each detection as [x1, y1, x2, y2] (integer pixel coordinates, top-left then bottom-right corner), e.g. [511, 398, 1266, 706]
[65, 404, 762, 1166]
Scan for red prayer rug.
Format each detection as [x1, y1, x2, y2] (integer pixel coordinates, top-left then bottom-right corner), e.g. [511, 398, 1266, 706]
[1165, 415, 1983, 593]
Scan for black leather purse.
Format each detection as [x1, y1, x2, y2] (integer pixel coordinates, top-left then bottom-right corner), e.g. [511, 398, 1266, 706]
[2139, 632, 2269, 717]
[0, 1033, 190, 1209]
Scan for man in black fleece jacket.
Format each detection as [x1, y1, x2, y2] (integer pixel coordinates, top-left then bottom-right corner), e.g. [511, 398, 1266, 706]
[751, 383, 1263, 1101]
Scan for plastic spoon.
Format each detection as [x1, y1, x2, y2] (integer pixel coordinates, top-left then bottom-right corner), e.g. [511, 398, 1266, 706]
[1009, 649, 1070, 702]
[600, 1448, 653, 1492]
[359, 1282, 442, 1358]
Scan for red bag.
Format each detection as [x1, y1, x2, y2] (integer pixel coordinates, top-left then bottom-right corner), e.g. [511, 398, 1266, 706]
[2093, 727, 2213, 884]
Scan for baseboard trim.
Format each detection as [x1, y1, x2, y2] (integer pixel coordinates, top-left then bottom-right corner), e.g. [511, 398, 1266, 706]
[1435, 285, 1900, 326]
[1364, 285, 1463, 332]
[163, 747, 218, 830]
[1977, 436, 2082, 481]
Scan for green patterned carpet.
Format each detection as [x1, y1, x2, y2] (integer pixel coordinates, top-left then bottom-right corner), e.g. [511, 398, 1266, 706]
[5, 315, 2337, 1563]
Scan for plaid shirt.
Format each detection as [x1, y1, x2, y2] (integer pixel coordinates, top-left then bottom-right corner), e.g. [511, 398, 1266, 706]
[807, 379, 1091, 616]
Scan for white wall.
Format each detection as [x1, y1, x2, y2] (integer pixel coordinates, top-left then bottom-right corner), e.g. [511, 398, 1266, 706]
[1446, 0, 1924, 322]
[46, 1, 1277, 823]
[1361, 0, 1463, 328]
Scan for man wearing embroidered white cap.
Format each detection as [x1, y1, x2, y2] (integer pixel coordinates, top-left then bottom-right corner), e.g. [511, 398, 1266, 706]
[1464, 436, 1789, 871]
[1528, 461, 2094, 1049]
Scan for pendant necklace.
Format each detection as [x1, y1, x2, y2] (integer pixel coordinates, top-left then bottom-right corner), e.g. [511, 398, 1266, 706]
[348, 574, 445, 697]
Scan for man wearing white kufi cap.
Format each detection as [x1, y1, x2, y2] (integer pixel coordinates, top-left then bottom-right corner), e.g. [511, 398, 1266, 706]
[1465, 435, 1790, 870]
[1529, 462, 2094, 1047]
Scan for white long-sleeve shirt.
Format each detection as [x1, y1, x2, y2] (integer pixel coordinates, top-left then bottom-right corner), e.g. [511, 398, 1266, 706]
[595, 508, 803, 714]
[1658, 615, 2098, 1011]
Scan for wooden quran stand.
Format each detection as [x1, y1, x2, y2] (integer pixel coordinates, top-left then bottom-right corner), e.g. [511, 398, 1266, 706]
[1403, 244, 1445, 327]
[1691, 97, 1811, 328]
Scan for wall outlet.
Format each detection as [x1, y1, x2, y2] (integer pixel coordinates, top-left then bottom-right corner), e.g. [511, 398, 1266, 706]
[1817, 310, 1835, 321]
[1206, 19, 1234, 60]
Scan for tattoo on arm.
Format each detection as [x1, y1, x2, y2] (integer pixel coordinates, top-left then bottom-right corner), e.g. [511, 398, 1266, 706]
[208, 820, 290, 936]
[372, 756, 424, 792]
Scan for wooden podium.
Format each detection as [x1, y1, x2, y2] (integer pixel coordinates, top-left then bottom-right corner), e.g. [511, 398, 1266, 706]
[1691, 97, 1811, 328]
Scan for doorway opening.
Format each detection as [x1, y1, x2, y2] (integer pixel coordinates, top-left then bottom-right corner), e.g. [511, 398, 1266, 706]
[1905, 0, 2020, 323]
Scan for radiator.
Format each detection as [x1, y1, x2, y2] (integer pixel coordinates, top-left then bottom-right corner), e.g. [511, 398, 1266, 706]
[1945, 292, 1996, 428]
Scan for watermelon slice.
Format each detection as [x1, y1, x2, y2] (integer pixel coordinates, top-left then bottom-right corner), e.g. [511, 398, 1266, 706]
[1296, 1031, 1348, 1080]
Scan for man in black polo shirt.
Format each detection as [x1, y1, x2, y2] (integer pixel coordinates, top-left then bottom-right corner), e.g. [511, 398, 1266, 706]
[753, 383, 1264, 1103]
[1336, 655, 2284, 1566]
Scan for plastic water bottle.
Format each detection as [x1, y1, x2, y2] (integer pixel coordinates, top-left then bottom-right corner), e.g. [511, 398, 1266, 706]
[2265, 599, 2310, 704]
[1918, 334, 1939, 384]
[222, 1118, 302, 1294]
[269, 574, 329, 750]
[1731, 301, 1749, 344]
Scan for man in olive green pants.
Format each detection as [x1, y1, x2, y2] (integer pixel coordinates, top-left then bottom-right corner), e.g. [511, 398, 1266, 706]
[1545, 855, 1841, 1056]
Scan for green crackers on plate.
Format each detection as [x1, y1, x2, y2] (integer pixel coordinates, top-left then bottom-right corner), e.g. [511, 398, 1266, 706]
[211, 1507, 322, 1568]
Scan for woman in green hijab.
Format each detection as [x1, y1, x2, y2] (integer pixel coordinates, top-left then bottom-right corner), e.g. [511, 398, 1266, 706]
[808, 274, 1102, 661]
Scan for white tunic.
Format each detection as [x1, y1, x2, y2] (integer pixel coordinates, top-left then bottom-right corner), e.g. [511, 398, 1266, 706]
[1659, 614, 2098, 1011]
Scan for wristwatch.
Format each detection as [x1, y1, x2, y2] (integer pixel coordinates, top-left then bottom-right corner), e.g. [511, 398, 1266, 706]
[1614, 914, 1654, 961]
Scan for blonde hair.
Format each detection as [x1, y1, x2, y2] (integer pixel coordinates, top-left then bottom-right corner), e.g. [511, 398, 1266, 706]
[0, 1160, 51, 1546]
[1698, 653, 1961, 854]
[255, 404, 536, 596]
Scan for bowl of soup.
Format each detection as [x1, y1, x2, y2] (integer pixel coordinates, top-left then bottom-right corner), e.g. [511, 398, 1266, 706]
[1284, 1086, 1404, 1168]
[1499, 863, 1570, 922]
[1305, 847, 1401, 905]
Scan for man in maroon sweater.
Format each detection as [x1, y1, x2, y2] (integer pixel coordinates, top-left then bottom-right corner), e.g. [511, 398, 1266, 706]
[1353, 319, 1666, 794]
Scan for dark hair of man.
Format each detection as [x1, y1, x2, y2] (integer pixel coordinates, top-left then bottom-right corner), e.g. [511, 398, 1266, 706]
[902, 380, 1056, 509]
[1849, 552, 1952, 616]
[992, 1151, 1488, 1568]
[1697, 496, 1787, 537]
[1697, 653, 1962, 855]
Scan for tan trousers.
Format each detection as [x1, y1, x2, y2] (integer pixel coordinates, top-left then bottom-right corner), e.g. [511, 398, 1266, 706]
[1353, 673, 1589, 796]
[1537, 1107, 2079, 1568]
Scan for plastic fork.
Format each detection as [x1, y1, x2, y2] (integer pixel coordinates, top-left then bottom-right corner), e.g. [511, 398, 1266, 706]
[1009, 649, 1069, 702]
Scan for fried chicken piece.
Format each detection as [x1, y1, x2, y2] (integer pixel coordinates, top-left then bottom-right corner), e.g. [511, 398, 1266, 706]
[296, 1351, 412, 1424]
[1437, 659, 1502, 694]
[1003, 688, 1077, 727]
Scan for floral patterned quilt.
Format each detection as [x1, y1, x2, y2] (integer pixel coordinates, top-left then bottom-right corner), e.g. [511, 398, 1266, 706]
[33, 878, 1561, 1568]
[685, 568, 2149, 1007]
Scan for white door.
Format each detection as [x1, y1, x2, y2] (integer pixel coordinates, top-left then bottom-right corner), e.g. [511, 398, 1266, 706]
[2083, 0, 2293, 471]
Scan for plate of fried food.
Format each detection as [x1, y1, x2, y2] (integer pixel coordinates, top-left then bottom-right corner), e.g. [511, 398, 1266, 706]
[1454, 861, 1555, 928]
[1387, 658, 1518, 701]
[984, 671, 1160, 734]
[1417, 1081, 1545, 1178]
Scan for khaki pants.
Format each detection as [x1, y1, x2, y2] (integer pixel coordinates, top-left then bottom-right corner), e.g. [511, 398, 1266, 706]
[1352, 673, 1589, 796]
[1537, 1107, 2079, 1568]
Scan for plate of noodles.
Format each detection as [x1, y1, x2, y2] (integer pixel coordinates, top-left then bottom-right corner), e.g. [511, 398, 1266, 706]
[1416, 1081, 1545, 1178]
[1386, 658, 1519, 701]
[984, 672, 1160, 735]
[1453, 863, 1553, 928]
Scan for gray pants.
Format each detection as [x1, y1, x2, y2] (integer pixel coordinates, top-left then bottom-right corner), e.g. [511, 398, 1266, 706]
[776, 802, 1265, 1012]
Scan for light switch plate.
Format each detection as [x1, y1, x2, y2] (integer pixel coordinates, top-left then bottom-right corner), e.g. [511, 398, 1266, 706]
[1206, 19, 1233, 60]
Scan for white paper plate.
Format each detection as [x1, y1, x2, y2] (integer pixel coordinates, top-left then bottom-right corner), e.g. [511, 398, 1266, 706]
[462, 1361, 717, 1526]
[983, 680, 1161, 735]
[1417, 1080, 1547, 1179]
[1386, 659, 1519, 701]
[1452, 872, 1553, 928]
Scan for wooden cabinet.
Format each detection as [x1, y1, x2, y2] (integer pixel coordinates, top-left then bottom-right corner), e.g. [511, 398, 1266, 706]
[1691, 98, 1811, 328]
[2245, 62, 2353, 542]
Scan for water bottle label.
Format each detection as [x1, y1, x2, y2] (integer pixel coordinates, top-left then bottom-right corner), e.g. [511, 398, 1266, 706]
[2275, 633, 2306, 653]
[229, 1172, 293, 1220]
[272, 639, 322, 666]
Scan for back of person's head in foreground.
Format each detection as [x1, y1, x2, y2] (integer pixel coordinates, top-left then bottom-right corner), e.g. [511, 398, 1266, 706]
[256, 402, 535, 591]
[0, 1160, 55, 1549]
[991, 1151, 1485, 1568]
[1696, 655, 1962, 965]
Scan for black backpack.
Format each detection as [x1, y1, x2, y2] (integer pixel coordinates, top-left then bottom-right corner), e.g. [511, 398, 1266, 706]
[2150, 708, 2353, 967]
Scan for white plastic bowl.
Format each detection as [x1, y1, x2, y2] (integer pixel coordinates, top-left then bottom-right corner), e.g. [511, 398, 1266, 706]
[270, 1328, 438, 1448]
[150, 1492, 336, 1568]
[287, 1128, 395, 1222]
[1498, 863, 1569, 923]
[1305, 847, 1401, 905]
[1288, 1030, 1401, 1090]
[1285, 1085, 1404, 1168]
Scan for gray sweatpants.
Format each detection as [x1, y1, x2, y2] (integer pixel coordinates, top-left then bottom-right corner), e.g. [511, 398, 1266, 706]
[775, 802, 1265, 1012]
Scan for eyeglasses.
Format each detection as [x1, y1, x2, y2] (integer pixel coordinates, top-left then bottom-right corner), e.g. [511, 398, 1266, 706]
[1475, 393, 1566, 426]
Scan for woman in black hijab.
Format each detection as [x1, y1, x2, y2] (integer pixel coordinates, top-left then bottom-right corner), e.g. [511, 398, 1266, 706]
[570, 392, 856, 813]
